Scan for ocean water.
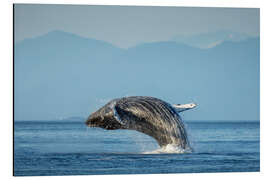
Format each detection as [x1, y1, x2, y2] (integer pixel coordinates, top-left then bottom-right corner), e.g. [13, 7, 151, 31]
[14, 121, 260, 176]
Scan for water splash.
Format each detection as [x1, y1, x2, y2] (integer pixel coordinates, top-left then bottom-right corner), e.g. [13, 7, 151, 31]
[143, 144, 192, 154]
[129, 131, 159, 152]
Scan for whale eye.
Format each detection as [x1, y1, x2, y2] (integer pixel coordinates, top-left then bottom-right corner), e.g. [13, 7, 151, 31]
[104, 107, 111, 114]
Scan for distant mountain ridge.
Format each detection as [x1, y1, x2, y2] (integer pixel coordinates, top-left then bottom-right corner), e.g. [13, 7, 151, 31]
[14, 30, 260, 122]
[59, 116, 86, 122]
[172, 31, 258, 49]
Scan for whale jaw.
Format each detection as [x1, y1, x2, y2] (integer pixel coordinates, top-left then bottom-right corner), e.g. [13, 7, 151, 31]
[85, 112, 124, 130]
[85, 117, 123, 130]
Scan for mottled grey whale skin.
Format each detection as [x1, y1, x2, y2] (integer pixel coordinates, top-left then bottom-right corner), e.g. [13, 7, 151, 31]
[85, 96, 195, 149]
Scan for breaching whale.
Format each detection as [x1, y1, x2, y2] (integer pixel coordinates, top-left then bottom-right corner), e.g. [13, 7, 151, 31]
[85, 96, 197, 149]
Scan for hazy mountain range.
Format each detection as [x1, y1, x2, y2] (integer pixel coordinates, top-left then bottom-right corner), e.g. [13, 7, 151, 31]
[172, 31, 258, 49]
[14, 30, 260, 121]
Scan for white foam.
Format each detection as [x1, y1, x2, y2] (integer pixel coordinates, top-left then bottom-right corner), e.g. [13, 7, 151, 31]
[143, 144, 192, 154]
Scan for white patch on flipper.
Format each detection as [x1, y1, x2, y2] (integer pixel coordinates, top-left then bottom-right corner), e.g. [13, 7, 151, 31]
[173, 103, 197, 113]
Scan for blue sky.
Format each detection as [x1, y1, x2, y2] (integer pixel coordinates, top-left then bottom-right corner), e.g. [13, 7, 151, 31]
[14, 4, 259, 48]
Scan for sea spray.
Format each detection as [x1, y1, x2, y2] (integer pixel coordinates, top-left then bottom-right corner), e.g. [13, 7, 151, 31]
[128, 130, 159, 152]
[143, 144, 192, 154]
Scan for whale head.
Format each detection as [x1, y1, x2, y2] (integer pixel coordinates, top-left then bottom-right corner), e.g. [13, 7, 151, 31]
[85, 101, 124, 130]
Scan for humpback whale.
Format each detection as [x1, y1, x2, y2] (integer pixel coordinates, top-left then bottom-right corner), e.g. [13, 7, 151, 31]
[85, 96, 196, 149]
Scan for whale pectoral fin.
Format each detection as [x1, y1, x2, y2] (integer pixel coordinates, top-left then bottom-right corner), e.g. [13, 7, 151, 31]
[112, 105, 126, 125]
[173, 103, 197, 113]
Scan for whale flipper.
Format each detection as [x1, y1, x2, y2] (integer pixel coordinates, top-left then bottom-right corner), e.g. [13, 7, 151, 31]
[173, 103, 197, 113]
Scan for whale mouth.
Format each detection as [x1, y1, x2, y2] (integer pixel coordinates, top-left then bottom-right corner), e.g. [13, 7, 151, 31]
[85, 116, 102, 127]
[85, 117, 123, 130]
[86, 124, 99, 128]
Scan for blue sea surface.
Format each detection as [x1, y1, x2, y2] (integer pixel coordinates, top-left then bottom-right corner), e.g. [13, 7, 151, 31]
[14, 121, 260, 176]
